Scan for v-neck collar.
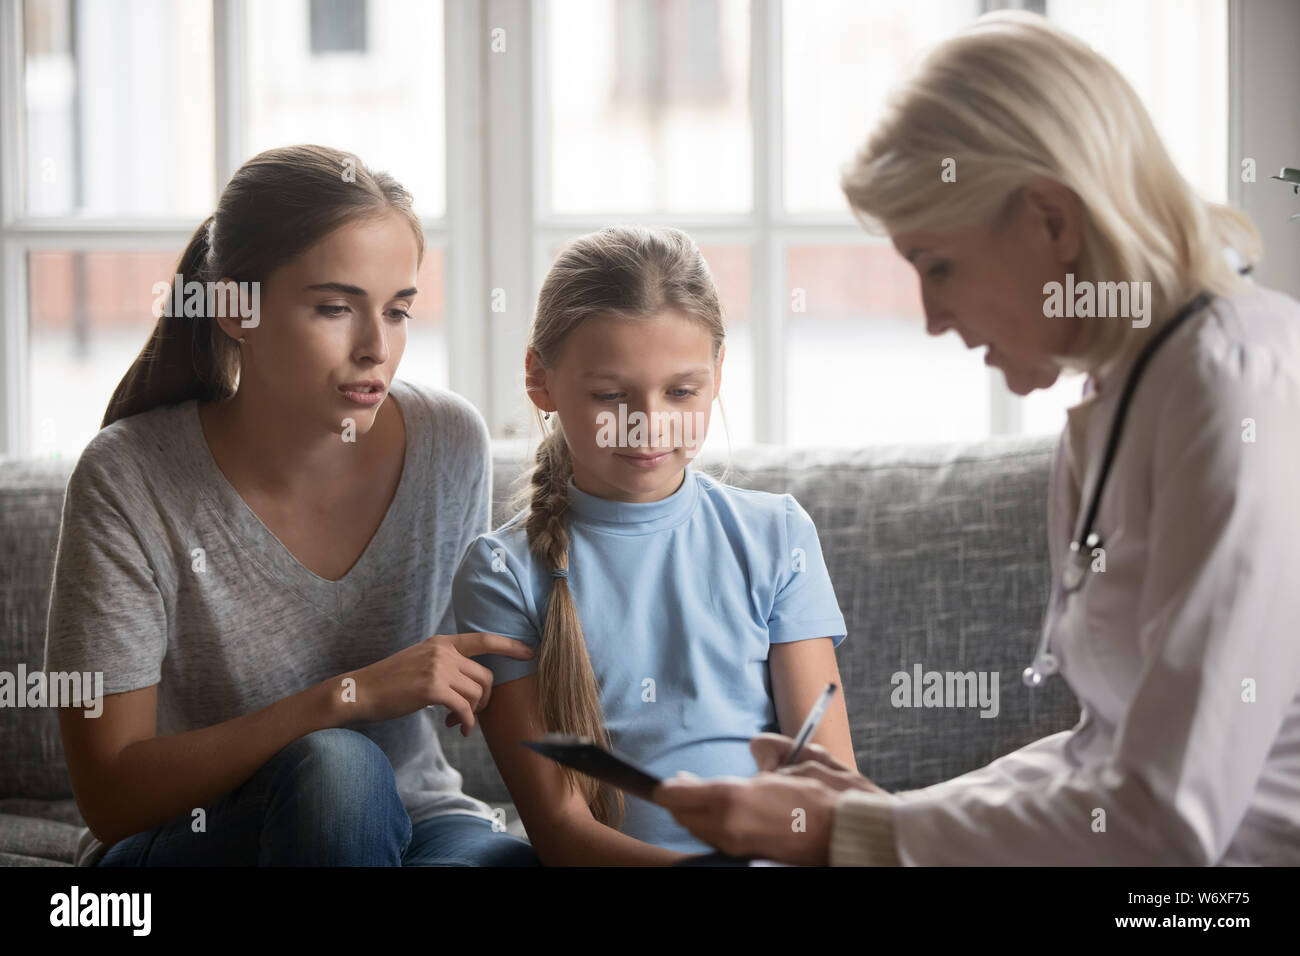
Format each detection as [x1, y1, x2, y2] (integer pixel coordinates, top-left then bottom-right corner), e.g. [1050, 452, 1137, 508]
[185, 380, 426, 620]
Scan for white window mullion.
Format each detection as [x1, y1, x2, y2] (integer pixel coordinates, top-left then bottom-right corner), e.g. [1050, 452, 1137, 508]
[0, 0, 23, 229]
[752, 0, 785, 445]
[1, 0, 28, 455]
[483, 0, 533, 438]
[0, 238, 27, 457]
[212, 0, 247, 197]
[525, 0, 556, 429]
[443, 0, 487, 414]
[530, 0, 552, 248]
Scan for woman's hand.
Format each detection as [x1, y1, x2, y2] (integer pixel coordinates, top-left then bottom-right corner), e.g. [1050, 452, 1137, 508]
[750, 732, 888, 794]
[339, 632, 535, 733]
[654, 771, 841, 865]
[652, 733, 890, 865]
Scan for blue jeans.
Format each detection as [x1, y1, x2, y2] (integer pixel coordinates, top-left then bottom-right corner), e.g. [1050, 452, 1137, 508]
[96, 728, 540, 866]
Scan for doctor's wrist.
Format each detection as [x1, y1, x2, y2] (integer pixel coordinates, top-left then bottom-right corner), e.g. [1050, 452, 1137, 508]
[830, 789, 902, 866]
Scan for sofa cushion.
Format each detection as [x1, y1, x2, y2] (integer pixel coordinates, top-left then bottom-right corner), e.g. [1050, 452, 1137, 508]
[0, 458, 78, 802]
[0, 812, 81, 865]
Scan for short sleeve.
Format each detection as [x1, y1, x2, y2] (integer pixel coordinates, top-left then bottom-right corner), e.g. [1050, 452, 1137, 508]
[451, 534, 540, 685]
[42, 452, 168, 696]
[767, 495, 848, 648]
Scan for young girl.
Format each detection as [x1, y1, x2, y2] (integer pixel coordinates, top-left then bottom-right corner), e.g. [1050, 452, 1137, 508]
[43, 144, 537, 867]
[451, 225, 855, 864]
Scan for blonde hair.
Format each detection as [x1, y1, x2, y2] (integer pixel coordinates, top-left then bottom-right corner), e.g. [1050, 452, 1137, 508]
[840, 10, 1260, 378]
[515, 225, 729, 827]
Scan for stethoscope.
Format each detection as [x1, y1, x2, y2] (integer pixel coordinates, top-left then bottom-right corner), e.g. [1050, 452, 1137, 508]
[1023, 289, 1214, 687]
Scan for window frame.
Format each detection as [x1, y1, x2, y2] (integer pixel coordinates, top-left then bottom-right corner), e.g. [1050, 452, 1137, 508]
[520, 0, 1023, 443]
[0, 0, 1279, 456]
[0, 0, 471, 455]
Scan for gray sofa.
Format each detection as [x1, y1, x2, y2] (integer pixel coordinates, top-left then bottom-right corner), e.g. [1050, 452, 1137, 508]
[0, 435, 1080, 865]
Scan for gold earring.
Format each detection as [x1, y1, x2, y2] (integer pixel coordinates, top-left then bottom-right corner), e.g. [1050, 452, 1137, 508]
[237, 336, 246, 345]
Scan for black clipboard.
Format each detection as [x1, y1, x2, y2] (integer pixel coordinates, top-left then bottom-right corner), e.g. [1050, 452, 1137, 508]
[522, 732, 760, 865]
[520, 733, 662, 802]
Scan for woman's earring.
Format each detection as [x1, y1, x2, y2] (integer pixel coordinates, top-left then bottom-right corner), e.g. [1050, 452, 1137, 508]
[237, 336, 246, 345]
[544, 412, 552, 422]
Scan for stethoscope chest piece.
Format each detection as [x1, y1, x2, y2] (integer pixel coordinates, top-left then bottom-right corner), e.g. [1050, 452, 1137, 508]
[1028, 535, 1096, 686]
[1062, 532, 1102, 593]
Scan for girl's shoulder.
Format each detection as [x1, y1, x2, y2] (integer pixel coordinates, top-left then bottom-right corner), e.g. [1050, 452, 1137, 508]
[455, 511, 541, 595]
[467, 507, 531, 561]
[692, 468, 803, 520]
[689, 470, 830, 556]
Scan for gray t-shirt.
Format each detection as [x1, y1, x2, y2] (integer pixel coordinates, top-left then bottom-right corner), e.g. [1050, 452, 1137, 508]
[43, 379, 496, 864]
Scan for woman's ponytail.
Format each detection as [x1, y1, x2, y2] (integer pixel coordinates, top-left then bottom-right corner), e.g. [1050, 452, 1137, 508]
[101, 215, 238, 428]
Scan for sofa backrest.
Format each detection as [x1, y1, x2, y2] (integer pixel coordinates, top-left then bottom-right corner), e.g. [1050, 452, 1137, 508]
[1, 436, 1079, 808]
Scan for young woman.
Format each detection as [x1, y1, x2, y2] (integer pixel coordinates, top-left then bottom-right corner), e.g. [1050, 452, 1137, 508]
[656, 11, 1300, 866]
[43, 144, 538, 867]
[450, 225, 856, 865]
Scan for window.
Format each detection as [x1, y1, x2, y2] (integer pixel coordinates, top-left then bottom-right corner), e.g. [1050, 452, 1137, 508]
[28, 249, 177, 456]
[530, 0, 1227, 447]
[0, 0, 1235, 457]
[4, 0, 448, 457]
[780, 0, 999, 445]
[545, 0, 751, 214]
[246, 0, 445, 217]
[22, 0, 214, 218]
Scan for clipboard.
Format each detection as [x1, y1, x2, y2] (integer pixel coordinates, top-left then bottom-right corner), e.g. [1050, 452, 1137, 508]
[522, 732, 781, 866]
[520, 733, 662, 802]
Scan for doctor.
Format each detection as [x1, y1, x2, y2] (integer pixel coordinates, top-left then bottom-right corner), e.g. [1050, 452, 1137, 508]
[654, 11, 1300, 866]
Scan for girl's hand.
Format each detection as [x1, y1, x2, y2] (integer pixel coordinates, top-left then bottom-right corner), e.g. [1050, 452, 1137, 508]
[339, 632, 535, 733]
[750, 732, 888, 794]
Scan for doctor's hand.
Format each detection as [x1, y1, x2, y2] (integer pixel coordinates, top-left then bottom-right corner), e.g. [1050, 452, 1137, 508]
[750, 733, 888, 794]
[653, 771, 840, 866]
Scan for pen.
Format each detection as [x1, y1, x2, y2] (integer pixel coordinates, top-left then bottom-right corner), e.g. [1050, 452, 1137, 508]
[777, 681, 838, 768]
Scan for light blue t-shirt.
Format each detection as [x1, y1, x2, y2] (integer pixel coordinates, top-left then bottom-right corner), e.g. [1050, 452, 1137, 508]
[452, 465, 848, 853]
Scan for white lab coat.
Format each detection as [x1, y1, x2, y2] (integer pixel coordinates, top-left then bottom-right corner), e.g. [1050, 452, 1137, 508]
[888, 285, 1300, 865]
